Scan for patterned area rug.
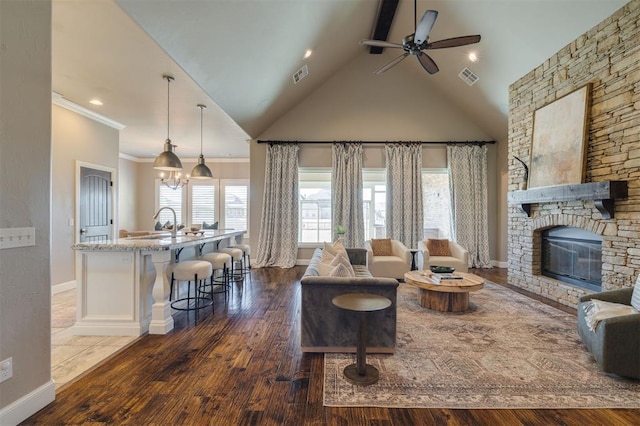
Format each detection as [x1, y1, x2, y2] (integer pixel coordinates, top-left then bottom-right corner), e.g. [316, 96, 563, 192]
[324, 282, 640, 408]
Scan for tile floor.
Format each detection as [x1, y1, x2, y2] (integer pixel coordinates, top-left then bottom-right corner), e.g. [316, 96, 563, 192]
[51, 289, 138, 389]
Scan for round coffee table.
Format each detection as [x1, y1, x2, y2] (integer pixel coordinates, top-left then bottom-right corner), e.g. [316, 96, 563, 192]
[331, 293, 392, 386]
[404, 270, 484, 312]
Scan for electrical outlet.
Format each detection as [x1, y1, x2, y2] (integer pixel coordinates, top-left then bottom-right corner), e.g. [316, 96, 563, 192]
[0, 357, 12, 383]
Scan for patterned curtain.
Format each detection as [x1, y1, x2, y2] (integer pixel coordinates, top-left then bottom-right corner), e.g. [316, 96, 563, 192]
[254, 143, 299, 268]
[332, 143, 364, 247]
[385, 143, 423, 249]
[447, 144, 492, 268]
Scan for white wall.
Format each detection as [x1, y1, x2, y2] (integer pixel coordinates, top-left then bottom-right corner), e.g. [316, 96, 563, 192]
[51, 105, 120, 287]
[118, 157, 138, 232]
[0, 0, 55, 423]
[251, 53, 503, 263]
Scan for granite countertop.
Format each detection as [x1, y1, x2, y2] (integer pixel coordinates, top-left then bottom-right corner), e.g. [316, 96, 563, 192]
[72, 230, 245, 252]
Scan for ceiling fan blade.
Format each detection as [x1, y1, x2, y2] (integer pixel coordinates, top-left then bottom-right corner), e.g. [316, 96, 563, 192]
[426, 35, 481, 50]
[375, 53, 409, 74]
[360, 39, 403, 49]
[414, 10, 438, 46]
[417, 52, 439, 74]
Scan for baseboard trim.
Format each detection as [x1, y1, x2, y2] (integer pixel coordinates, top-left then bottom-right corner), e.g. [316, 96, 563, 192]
[491, 260, 508, 268]
[52, 280, 76, 295]
[0, 379, 55, 425]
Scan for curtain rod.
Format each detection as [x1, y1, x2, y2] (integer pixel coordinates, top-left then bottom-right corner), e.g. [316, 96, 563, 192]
[257, 140, 495, 146]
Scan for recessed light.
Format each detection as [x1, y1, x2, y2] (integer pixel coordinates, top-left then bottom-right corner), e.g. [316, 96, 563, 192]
[468, 52, 479, 63]
[304, 49, 312, 59]
[89, 99, 103, 106]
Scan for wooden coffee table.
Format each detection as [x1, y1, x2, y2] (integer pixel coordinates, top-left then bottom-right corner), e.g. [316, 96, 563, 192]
[404, 270, 484, 312]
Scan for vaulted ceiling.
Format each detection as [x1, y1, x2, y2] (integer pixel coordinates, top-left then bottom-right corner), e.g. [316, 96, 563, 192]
[52, 0, 628, 159]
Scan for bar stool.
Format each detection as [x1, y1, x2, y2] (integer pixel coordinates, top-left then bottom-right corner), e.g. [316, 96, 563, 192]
[170, 260, 213, 325]
[218, 246, 244, 282]
[200, 252, 232, 300]
[229, 243, 251, 280]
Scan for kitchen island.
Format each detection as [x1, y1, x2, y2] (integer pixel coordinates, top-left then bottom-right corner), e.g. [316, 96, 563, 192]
[72, 230, 245, 336]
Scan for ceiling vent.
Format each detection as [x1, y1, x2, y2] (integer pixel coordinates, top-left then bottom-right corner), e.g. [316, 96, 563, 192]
[458, 67, 479, 86]
[293, 64, 309, 84]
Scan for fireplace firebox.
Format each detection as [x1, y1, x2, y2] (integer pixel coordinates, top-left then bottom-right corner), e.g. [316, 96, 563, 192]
[541, 226, 602, 291]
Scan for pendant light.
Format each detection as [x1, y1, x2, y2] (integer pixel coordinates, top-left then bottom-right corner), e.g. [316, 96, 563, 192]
[190, 104, 213, 179]
[153, 75, 183, 171]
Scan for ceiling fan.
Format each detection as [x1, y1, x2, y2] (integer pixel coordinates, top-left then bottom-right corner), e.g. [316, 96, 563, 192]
[360, 2, 481, 75]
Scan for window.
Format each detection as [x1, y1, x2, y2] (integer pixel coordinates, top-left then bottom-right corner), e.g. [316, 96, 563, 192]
[299, 169, 332, 244]
[157, 184, 183, 225]
[191, 182, 216, 225]
[155, 178, 249, 235]
[363, 170, 386, 240]
[222, 182, 248, 232]
[422, 170, 451, 239]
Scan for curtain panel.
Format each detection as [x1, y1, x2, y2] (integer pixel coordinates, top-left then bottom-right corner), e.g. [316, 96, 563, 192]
[385, 143, 423, 249]
[447, 144, 491, 268]
[332, 143, 364, 247]
[254, 143, 299, 268]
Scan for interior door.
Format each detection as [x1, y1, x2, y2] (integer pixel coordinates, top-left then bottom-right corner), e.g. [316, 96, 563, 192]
[79, 166, 112, 242]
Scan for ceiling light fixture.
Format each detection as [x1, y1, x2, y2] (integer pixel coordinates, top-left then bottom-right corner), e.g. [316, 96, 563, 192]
[468, 52, 479, 63]
[153, 75, 183, 172]
[160, 170, 189, 190]
[190, 104, 213, 179]
[89, 99, 103, 106]
[304, 49, 312, 59]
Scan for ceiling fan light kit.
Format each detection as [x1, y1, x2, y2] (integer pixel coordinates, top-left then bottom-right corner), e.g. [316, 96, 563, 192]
[360, 4, 481, 75]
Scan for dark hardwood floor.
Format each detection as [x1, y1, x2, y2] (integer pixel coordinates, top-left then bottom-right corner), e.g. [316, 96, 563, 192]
[24, 267, 640, 425]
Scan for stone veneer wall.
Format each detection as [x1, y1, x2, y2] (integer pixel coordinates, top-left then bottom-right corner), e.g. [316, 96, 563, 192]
[508, 0, 640, 308]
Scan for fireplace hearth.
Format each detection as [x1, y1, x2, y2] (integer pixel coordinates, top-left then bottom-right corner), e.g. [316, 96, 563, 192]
[542, 226, 602, 292]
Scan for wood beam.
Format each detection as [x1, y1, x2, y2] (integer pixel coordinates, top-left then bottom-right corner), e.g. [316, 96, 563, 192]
[369, 0, 400, 54]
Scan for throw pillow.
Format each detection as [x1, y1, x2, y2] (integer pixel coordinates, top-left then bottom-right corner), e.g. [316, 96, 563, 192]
[154, 221, 162, 231]
[631, 275, 640, 311]
[426, 239, 451, 256]
[317, 261, 335, 276]
[329, 252, 355, 277]
[371, 238, 393, 256]
[324, 240, 346, 256]
[321, 250, 336, 264]
[328, 263, 354, 278]
[202, 221, 219, 230]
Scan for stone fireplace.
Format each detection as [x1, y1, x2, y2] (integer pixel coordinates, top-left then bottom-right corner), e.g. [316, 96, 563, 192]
[506, 2, 640, 308]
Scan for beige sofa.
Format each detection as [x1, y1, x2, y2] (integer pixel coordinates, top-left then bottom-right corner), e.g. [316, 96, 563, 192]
[364, 239, 412, 279]
[417, 239, 469, 272]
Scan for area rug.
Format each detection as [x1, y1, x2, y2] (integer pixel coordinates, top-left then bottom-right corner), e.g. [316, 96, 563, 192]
[324, 282, 640, 408]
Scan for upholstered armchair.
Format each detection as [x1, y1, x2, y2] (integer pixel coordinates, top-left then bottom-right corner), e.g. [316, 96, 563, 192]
[364, 239, 412, 279]
[417, 239, 469, 273]
[577, 286, 640, 379]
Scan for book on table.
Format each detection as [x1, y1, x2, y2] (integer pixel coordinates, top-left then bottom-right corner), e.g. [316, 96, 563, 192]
[431, 273, 464, 283]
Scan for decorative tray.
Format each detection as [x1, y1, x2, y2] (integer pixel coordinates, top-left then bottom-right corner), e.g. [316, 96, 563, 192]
[429, 265, 455, 274]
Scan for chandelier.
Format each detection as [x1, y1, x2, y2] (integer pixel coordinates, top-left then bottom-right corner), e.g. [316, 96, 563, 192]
[160, 171, 189, 190]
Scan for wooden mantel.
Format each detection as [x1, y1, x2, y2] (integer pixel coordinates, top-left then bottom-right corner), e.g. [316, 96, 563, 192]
[508, 181, 628, 219]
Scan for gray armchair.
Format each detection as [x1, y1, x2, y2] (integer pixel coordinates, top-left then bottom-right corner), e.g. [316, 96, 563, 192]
[577, 287, 640, 379]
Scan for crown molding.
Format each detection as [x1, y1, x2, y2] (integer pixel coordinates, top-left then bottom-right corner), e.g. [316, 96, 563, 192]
[52, 92, 126, 130]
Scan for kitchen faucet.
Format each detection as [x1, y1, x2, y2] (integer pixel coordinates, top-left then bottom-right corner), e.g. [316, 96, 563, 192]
[153, 206, 177, 239]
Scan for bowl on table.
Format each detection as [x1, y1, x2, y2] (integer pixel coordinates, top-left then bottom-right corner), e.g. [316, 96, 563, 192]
[429, 265, 455, 274]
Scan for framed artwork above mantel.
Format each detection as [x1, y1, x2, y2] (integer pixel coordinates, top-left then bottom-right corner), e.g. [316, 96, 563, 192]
[529, 83, 592, 189]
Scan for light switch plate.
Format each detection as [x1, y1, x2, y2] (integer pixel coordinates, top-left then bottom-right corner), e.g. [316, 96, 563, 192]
[0, 227, 36, 249]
